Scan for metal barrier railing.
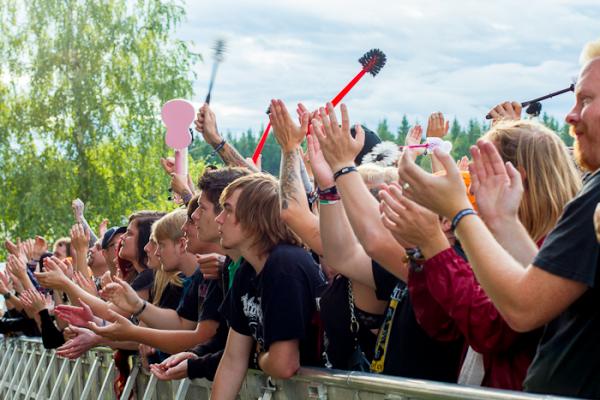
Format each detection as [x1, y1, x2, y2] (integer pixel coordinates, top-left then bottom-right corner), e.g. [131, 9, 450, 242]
[0, 336, 575, 400]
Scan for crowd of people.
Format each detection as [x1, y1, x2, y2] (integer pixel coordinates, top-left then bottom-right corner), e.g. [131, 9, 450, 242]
[1, 38, 600, 399]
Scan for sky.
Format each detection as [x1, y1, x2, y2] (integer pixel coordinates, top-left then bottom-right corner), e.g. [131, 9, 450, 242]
[176, 0, 600, 136]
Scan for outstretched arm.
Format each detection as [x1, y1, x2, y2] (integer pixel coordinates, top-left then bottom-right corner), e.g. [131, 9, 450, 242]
[270, 99, 322, 254]
[195, 103, 258, 172]
[313, 103, 407, 280]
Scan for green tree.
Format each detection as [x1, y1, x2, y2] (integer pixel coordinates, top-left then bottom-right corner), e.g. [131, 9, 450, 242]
[0, 0, 200, 246]
[376, 118, 395, 142]
[396, 115, 410, 144]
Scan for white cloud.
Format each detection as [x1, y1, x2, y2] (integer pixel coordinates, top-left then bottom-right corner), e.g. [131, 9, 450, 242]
[176, 0, 597, 136]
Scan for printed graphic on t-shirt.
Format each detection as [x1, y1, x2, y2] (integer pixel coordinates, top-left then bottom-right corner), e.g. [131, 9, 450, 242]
[241, 293, 264, 349]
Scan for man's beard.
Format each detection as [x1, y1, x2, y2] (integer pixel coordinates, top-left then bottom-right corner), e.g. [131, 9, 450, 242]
[572, 126, 594, 172]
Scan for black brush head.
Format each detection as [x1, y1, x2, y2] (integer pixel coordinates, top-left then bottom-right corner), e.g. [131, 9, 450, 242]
[213, 39, 226, 62]
[359, 48, 387, 76]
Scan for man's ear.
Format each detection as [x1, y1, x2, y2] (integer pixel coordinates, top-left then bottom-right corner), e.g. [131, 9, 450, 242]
[178, 236, 188, 253]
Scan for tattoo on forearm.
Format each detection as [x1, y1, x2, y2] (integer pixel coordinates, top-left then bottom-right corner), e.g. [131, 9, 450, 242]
[218, 143, 259, 172]
[280, 149, 302, 210]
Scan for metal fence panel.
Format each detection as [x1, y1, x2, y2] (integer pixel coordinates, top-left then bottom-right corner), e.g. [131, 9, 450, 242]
[0, 336, 578, 400]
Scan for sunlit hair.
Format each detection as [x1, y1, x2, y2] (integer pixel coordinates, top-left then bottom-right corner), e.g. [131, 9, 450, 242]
[220, 173, 302, 256]
[483, 120, 581, 242]
[580, 38, 600, 65]
[53, 237, 71, 257]
[357, 163, 398, 186]
[186, 193, 200, 221]
[357, 163, 399, 199]
[198, 167, 252, 213]
[152, 209, 187, 243]
[147, 213, 185, 306]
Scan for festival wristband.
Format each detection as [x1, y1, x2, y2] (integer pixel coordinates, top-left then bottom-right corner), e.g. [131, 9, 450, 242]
[451, 208, 477, 231]
[333, 166, 357, 181]
[213, 139, 226, 153]
[131, 300, 147, 318]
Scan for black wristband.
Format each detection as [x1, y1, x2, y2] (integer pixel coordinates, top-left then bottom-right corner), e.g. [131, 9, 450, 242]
[213, 140, 226, 153]
[317, 185, 338, 196]
[131, 300, 147, 319]
[451, 208, 477, 231]
[333, 166, 357, 181]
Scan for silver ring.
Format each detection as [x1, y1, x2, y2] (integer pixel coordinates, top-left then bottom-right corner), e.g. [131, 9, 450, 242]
[402, 182, 410, 190]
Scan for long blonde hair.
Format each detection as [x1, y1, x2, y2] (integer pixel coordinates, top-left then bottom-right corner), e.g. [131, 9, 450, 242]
[484, 120, 581, 242]
[149, 210, 187, 305]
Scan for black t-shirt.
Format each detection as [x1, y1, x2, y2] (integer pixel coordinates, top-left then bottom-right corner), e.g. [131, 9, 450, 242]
[320, 274, 382, 370]
[221, 244, 327, 367]
[176, 268, 210, 323]
[524, 171, 600, 398]
[131, 268, 155, 291]
[372, 261, 463, 381]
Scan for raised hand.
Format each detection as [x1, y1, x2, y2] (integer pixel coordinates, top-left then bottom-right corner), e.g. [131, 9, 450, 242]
[196, 253, 225, 280]
[20, 289, 47, 314]
[100, 271, 114, 291]
[194, 103, 222, 146]
[72, 198, 85, 222]
[269, 99, 309, 152]
[306, 132, 334, 190]
[426, 112, 449, 138]
[73, 271, 98, 296]
[487, 101, 522, 125]
[397, 147, 471, 220]
[56, 326, 101, 359]
[7, 254, 28, 279]
[468, 140, 523, 228]
[55, 300, 95, 327]
[312, 102, 364, 173]
[98, 219, 109, 238]
[0, 271, 12, 294]
[87, 309, 135, 341]
[405, 124, 422, 147]
[4, 238, 20, 257]
[21, 239, 36, 262]
[36, 257, 71, 290]
[100, 276, 141, 314]
[70, 223, 90, 254]
[160, 157, 176, 175]
[380, 183, 449, 257]
[33, 236, 48, 261]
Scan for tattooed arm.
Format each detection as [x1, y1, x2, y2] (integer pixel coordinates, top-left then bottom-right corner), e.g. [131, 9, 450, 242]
[194, 103, 259, 172]
[270, 99, 323, 255]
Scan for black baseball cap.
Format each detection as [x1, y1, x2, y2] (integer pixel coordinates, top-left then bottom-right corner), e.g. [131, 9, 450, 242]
[101, 226, 127, 250]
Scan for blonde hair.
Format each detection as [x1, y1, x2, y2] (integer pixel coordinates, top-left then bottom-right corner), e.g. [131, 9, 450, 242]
[483, 120, 581, 242]
[580, 38, 600, 65]
[220, 173, 302, 256]
[151, 269, 182, 306]
[357, 163, 398, 186]
[152, 209, 187, 243]
[148, 210, 187, 306]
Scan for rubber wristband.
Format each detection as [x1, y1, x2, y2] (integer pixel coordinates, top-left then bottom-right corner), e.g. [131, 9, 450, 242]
[451, 208, 477, 231]
[213, 140, 226, 153]
[333, 166, 357, 181]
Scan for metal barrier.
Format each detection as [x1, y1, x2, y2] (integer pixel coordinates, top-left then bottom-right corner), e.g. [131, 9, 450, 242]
[0, 336, 575, 400]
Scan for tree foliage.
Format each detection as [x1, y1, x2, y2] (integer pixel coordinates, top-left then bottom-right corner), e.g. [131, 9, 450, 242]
[0, 0, 201, 246]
